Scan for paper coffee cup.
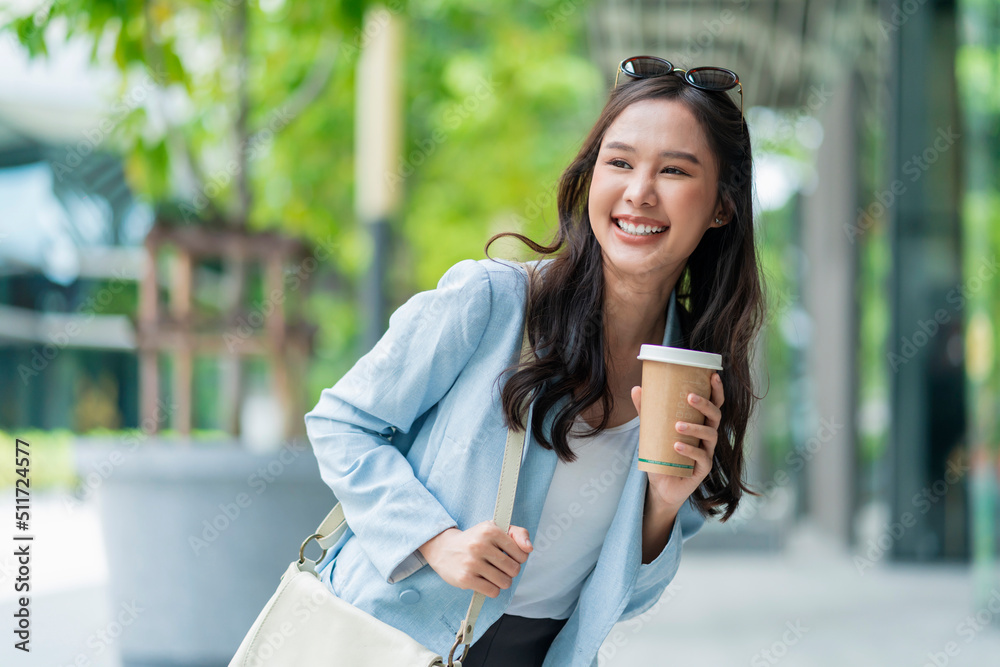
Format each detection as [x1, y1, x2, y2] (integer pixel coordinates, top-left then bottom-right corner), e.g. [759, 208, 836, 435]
[636, 345, 723, 477]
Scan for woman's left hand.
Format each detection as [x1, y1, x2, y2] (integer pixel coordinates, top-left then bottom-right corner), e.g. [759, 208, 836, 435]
[630, 372, 724, 511]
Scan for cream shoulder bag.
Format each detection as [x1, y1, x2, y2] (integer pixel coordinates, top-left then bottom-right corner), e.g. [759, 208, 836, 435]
[230, 291, 534, 667]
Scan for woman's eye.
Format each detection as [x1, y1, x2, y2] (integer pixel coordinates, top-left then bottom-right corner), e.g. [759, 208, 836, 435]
[606, 159, 685, 176]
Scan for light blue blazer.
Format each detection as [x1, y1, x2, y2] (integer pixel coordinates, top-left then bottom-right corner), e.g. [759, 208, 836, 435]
[304, 257, 705, 667]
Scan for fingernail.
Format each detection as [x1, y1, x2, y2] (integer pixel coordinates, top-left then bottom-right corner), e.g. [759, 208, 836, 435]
[526, 539, 532, 548]
[674, 442, 684, 451]
[689, 393, 700, 403]
[676, 422, 687, 431]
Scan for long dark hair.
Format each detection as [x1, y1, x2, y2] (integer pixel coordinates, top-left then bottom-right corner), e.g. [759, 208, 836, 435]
[484, 74, 765, 522]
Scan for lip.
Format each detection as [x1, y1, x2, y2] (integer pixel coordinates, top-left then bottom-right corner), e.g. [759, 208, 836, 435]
[610, 214, 668, 243]
[614, 214, 668, 228]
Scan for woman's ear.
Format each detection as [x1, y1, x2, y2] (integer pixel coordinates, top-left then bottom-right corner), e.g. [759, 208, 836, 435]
[713, 201, 733, 227]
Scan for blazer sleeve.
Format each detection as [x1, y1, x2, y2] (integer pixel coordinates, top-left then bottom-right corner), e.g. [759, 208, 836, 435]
[304, 259, 493, 585]
[617, 498, 705, 622]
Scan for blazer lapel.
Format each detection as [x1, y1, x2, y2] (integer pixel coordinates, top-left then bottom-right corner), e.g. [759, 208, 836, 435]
[576, 287, 685, 613]
[502, 288, 683, 606]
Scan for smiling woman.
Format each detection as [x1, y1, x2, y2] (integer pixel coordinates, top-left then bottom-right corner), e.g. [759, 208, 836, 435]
[303, 59, 768, 667]
[486, 72, 763, 518]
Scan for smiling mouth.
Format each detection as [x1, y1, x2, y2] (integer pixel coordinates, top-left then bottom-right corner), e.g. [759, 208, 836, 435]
[613, 217, 667, 236]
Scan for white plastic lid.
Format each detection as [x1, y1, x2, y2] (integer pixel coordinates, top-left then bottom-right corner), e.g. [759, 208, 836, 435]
[637, 344, 723, 370]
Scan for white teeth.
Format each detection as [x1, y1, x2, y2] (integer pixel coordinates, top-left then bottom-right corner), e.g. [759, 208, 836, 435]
[615, 218, 666, 236]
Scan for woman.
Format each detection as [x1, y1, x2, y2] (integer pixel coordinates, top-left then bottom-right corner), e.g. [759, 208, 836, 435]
[305, 56, 764, 667]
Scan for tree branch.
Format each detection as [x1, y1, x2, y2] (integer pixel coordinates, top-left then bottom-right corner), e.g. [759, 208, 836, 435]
[254, 34, 342, 134]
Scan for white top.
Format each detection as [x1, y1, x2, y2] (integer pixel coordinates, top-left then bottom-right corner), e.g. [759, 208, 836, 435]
[505, 413, 640, 619]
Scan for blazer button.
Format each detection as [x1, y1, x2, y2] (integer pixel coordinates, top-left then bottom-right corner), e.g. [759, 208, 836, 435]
[399, 589, 420, 605]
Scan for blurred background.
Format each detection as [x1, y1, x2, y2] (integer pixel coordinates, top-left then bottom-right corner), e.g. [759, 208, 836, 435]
[0, 0, 998, 665]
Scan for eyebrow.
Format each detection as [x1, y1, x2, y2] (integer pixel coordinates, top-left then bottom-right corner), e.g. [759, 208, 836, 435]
[603, 141, 701, 165]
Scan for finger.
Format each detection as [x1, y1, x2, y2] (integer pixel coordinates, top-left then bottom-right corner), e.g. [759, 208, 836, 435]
[674, 441, 712, 473]
[703, 432, 719, 462]
[711, 372, 725, 408]
[681, 423, 720, 462]
[688, 391, 722, 428]
[676, 417, 721, 461]
[485, 544, 522, 579]
[675, 421, 717, 446]
[508, 525, 533, 553]
[631, 386, 641, 414]
[470, 574, 502, 598]
[476, 565, 512, 595]
[498, 528, 530, 564]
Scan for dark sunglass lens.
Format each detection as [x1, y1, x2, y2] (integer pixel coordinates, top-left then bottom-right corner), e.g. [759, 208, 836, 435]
[622, 57, 672, 78]
[686, 67, 737, 90]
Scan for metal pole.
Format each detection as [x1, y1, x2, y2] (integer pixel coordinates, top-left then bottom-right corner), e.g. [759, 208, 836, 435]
[886, 0, 968, 562]
[356, 5, 403, 350]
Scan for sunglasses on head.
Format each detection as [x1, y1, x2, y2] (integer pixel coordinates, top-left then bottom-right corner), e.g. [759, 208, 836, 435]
[614, 55, 744, 121]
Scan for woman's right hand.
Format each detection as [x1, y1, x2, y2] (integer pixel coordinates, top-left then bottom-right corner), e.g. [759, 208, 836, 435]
[417, 520, 533, 598]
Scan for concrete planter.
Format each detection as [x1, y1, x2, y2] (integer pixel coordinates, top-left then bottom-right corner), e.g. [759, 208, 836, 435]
[74, 437, 334, 667]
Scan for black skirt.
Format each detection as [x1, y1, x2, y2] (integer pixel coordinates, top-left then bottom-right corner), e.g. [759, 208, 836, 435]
[461, 613, 569, 667]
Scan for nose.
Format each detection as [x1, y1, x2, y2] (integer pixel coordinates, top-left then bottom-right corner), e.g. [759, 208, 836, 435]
[623, 171, 657, 208]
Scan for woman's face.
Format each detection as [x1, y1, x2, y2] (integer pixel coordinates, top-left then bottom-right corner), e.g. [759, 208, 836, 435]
[588, 97, 724, 282]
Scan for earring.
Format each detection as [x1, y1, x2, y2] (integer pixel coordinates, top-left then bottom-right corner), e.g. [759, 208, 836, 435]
[714, 218, 722, 226]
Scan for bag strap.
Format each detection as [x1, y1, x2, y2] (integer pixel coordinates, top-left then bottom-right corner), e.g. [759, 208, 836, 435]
[303, 260, 535, 666]
[449, 316, 532, 663]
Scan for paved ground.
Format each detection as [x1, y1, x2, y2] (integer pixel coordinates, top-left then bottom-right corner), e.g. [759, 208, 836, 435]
[1, 491, 998, 667]
[602, 522, 1000, 667]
